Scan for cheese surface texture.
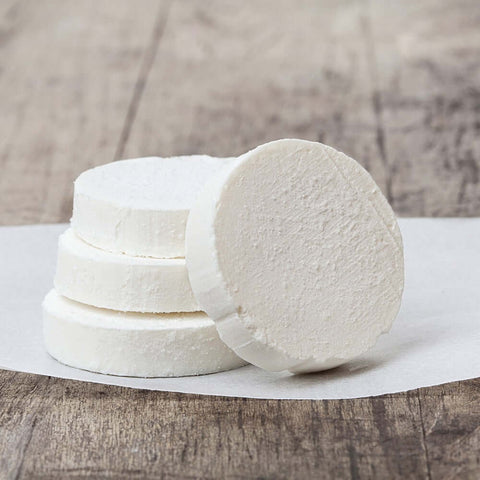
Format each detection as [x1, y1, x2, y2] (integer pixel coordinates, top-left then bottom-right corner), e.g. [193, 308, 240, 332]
[72, 156, 232, 258]
[43, 290, 246, 377]
[54, 228, 198, 313]
[186, 139, 404, 373]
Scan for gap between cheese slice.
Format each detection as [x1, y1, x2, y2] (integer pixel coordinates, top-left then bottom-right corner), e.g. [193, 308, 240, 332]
[185, 139, 404, 373]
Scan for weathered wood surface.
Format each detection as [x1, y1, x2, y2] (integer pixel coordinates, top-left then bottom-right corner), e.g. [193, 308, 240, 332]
[1, 371, 479, 479]
[0, 0, 479, 478]
[0, 0, 163, 224]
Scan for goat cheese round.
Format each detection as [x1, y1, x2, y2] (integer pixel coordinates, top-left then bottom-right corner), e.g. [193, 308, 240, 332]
[54, 228, 198, 313]
[72, 156, 232, 258]
[43, 290, 247, 377]
[186, 139, 404, 373]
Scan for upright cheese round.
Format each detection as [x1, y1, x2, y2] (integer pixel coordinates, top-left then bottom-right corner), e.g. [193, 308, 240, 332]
[186, 139, 404, 373]
[72, 156, 232, 258]
[54, 228, 198, 313]
[43, 290, 246, 377]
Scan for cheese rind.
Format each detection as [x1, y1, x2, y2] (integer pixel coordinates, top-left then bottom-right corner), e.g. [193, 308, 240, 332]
[54, 228, 198, 313]
[72, 156, 232, 258]
[43, 290, 247, 377]
[186, 139, 404, 373]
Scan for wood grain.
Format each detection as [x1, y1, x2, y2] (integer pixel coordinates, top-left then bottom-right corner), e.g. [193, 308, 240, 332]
[418, 380, 480, 480]
[0, 0, 479, 478]
[0, 0, 165, 225]
[368, 0, 480, 216]
[1, 372, 478, 479]
[0, 371, 430, 479]
[123, 0, 391, 194]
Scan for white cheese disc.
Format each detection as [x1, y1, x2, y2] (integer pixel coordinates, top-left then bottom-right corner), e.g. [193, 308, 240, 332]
[43, 290, 247, 377]
[54, 228, 198, 313]
[186, 139, 404, 373]
[72, 156, 233, 258]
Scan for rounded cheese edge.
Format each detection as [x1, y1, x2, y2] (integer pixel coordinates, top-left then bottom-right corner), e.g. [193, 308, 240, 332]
[71, 156, 236, 259]
[42, 290, 247, 378]
[54, 228, 198, 313]
[186, 157, 304, 372]
[186, 139, 404, 373]
[72, 193, 186, 258]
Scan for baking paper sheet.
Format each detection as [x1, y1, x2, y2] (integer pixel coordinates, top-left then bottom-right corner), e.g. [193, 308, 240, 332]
[0, 219, 479, 399]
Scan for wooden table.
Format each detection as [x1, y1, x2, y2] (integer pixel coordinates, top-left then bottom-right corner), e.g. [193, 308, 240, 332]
[1, 1, 479, 478]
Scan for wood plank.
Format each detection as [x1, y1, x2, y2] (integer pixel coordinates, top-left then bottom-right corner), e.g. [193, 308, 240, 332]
[122, 0, 391, 196]
[124, 0, 480, 217]
[367, 0, 480, 215]
[0, 372, 52, 479]
[419, 379, 480, 479]
[0, 371, 430, 479]
[3, 372, 479, 479]
[0, 0, 164, 225]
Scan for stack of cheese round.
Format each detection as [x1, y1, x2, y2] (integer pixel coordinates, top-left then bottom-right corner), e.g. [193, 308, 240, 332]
[43, 156, 247, 377]
[43, 140, 404, 378]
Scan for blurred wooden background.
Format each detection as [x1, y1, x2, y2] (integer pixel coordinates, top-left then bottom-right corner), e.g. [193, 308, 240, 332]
[0, 1, 479, 478]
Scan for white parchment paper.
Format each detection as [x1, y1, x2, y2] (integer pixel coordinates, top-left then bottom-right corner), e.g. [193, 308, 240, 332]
[0, 219, 479, 399]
